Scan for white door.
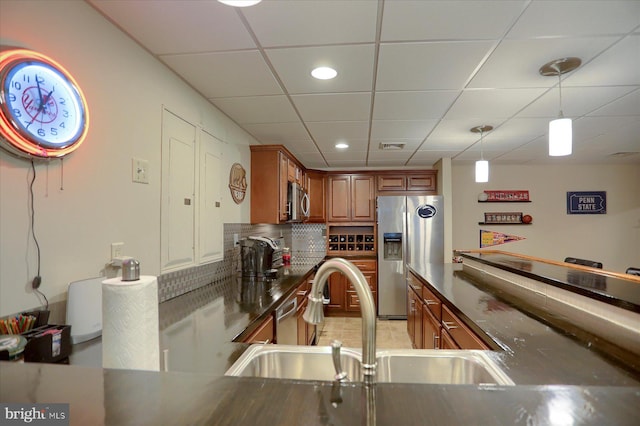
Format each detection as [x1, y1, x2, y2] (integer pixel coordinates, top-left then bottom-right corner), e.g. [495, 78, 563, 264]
[198, 129, 223, 263]
[161, 109, 196, 272]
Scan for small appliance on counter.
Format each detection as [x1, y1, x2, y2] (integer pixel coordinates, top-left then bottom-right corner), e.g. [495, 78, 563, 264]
[66, 277, 103, 344]
[240, 236, 285, 277]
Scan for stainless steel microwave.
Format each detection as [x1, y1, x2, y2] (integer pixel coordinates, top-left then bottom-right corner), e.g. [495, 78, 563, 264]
[287, 182, 310, 222]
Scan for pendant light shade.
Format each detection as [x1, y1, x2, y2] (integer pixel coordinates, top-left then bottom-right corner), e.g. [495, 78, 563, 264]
[475, 160, 489, 183]
[471, 125, 493, 183]
[549, 117, 572, 156]
[539, 57, 581, 157]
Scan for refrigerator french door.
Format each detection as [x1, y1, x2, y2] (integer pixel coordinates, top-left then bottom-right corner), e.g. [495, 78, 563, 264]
[377, 195, 444, 319]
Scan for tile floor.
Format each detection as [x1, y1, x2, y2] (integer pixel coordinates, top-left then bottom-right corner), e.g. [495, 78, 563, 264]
[316, 317, 413, 349]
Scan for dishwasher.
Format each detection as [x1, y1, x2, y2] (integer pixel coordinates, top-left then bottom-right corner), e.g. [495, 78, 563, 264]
[275, 292, 298, 344]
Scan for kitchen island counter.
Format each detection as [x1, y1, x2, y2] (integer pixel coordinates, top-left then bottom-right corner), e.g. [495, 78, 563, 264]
[1, 362, 638, 425]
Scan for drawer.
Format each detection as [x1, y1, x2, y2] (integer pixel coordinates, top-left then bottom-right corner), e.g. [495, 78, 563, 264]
[350, 259, 376, 272]
[407, 271, 423, 293]
[346, 290, 377, 311]
[421, 285, 442, 321]
[441, 305, 488, 350]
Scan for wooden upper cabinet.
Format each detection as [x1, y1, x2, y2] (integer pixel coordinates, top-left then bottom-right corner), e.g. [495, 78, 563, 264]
[279, 153, 289, 222]
[377, 175, 406, 192]
[351, 175, 375, 221]
[328, 175, 351, 222]
[306, 171, 326, 223]
[328, 174, 375, 222]
[376, 171, 437, 194]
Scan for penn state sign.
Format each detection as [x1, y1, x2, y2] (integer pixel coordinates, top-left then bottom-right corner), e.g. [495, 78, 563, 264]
[417, 204, 437, 219]
[567, 191, 606, 215]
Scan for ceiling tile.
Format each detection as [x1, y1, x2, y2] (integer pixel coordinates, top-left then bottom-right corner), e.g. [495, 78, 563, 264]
[377, 41, 496, 91]
[306, 122, 370, 147]
[211, 95, 299, 124]
[162, 51, 282, 98]
[89, 0, 255, 54]
[265, 44, 375, 94]
[370, 120, 439, 140]
[588, 87, 640, 117]
[507, 1, 640, 38]
[373, 91, 460, 120]
[566, 35, 640, 87]
[517, 86, 637, 118]
[468, 37, 618, 89]
[241, 0, 378, 47]
[291, 93, 371, 122]
[242, 122, 311, 143]
[444, 88, 547, 119]
[381, 0, 527, 41]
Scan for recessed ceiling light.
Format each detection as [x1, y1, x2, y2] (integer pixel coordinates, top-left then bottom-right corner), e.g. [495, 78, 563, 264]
[311, 67, 337, 80]
[218, 0, 262, 7]
[335, 142, 349, 149]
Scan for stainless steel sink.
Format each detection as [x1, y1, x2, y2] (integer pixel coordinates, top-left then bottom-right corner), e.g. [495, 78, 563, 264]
[226, 345, 514, 385]
[226, 345, 361, 382]
[374, 349, 514, 385]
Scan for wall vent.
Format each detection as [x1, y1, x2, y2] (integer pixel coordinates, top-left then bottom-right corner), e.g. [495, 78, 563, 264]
[378, 143, 405, 151]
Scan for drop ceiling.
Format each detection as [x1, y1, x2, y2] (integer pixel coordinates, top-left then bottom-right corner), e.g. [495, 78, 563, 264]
[88, 0, 640, 169]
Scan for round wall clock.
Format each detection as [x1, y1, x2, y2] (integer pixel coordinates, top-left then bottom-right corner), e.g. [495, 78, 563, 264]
[0, 48, 89, 158]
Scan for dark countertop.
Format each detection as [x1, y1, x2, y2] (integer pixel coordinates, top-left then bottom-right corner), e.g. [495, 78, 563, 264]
[3, 257, 640, 425]
[459, 251, 640, 312]
[1, 363, 639, 425]
[408, 263, 640, 386]
[70, 266, 311, 373]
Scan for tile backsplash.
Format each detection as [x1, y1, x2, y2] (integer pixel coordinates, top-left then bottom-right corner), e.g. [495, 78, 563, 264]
[157, 223, 326, 302]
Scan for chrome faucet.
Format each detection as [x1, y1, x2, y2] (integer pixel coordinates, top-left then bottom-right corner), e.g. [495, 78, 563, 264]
[304, 258, 377, 384]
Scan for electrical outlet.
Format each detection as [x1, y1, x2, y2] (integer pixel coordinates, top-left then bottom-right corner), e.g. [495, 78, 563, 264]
[132, 158, 149, 184]
[233, 234, 239, 246]
[111, 242, 124, 260]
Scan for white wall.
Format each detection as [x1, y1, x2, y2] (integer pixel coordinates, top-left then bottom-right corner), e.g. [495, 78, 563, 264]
[0, 1, 254, 316]
[452, 163, 640, 273]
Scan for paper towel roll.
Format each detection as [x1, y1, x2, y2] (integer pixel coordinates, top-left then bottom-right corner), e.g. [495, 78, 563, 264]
[102, 276, 159, 371]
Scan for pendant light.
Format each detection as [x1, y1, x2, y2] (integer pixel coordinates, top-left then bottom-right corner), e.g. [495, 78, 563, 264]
[471, 125, 492, 183]
[539, 57, 581, 157]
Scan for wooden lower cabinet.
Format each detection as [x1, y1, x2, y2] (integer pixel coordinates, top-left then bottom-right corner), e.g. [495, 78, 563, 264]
[422, 303, 440, 349]
[407, 287, 423, 349]
[407, 271, 490, 350]
[297, 297, 308, 345]
[242, 315, 274, 344]
[326, 259, 377, 316]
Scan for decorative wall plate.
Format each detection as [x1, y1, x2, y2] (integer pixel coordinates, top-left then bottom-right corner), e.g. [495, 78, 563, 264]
[229, 163, 247, 204]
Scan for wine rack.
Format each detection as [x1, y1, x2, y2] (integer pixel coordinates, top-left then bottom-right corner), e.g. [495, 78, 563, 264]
[327, 225, 375, 254]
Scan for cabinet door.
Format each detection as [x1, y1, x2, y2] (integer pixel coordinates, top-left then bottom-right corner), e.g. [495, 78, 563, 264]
[377, 175, 406, 192]
[328, 175, 351, 222]
[307, 171, 326, 223]
[279, 153, 289, 222]
[408, 289, 423, 348]
[243, 315, 274, 344]
[326, 272, 346, 313]
[406, 173, 436, 192]
[440, 328, 460, 349]
[422, 303, 440, 349]
[351, 175, 375, 221]
[297, 299, 307, 345]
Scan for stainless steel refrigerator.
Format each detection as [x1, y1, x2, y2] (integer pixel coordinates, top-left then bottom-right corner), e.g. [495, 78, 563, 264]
[377, 195, 444, 319]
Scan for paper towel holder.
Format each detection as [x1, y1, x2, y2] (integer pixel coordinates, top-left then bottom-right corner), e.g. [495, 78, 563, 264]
[122, 258, 140, 281]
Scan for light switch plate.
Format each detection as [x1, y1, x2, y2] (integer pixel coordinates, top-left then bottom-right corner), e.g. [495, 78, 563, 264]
[132, 158, 149, 184]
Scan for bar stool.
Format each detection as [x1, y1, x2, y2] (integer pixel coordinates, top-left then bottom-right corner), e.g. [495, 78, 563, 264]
[626, 267, 640, 276]
[564, 257, 603, 269]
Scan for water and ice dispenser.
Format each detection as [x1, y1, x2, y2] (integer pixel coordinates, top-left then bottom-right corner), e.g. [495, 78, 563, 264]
[383, 233, 402, 260]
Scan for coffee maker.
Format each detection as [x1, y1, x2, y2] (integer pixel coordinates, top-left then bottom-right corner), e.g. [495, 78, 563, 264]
[240, 236, 283, 277]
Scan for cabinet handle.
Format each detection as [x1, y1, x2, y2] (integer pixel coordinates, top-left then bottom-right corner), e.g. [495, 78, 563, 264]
[424, 299, 438, 306]
[253, 339, 271, 344]
[433, 334, 440, 349]
[442, 321, 458, 331]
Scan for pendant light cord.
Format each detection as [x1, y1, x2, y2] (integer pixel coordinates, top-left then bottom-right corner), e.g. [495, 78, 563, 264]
[479, 129, 485, 160]
[557, 72, 564, 119]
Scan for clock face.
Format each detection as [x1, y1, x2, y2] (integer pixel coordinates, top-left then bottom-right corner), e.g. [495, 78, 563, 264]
[0, 49, 88, 158]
